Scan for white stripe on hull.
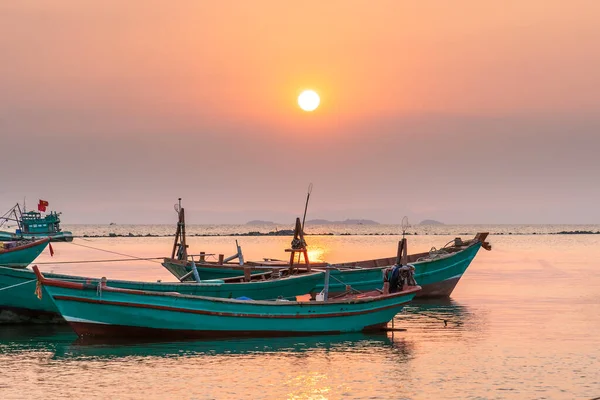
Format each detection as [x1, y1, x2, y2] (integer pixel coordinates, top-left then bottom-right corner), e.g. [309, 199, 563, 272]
[444, 274, 463, 281]
[63, 316, 109, 324]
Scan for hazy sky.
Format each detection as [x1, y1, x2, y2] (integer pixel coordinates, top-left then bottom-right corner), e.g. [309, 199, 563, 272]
[1, 1, 599, 224]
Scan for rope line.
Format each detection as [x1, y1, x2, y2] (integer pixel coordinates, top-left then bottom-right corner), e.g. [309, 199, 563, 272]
[32, 257, 165, 265]
[327, 274, 363, 294]
[67, 241, 165, 264]
[0, 279, 35, 292]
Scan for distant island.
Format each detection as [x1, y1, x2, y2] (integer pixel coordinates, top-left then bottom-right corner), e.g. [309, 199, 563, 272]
[245, 220, 277, 225]
[419, 219, 444, 225]
[306, 219, 380, 225]
[245, 218, 380, 225]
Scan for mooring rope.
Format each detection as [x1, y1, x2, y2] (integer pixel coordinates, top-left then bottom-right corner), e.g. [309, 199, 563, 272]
[0, 241, 167, 267]
[67, 241, 165, 264]
[0, 279, 35, 292]
[0, 256, 165, 267]
[327, 273, 363, 294]
[32, 257, 165, 265]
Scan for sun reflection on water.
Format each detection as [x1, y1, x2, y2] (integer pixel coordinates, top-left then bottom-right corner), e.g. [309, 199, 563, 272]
[285, 372, 331, 399]
[307, 247, 326, 263]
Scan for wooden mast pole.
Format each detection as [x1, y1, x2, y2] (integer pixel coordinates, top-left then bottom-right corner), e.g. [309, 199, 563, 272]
[180, 205, 188, 260]
[170, 199, 181, 259]
[170, 198, 188, 260]
[396, 216, 409, 266]
[297, 183, 313, 265]
[301, 183, 313, 233]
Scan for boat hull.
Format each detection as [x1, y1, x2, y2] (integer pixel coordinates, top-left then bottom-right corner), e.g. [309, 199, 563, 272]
[417, 275, 462, 297]
[0, 238, 49, 268]
[0, 266, 324, 323]
[66, 321, 390, 339]
[312, 242, 483, 298]
[0, 231, 73, 242]
[37, 271, 419, 339]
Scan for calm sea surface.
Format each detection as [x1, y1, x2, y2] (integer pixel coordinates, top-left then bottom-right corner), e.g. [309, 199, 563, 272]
[1, 225, 599, 399]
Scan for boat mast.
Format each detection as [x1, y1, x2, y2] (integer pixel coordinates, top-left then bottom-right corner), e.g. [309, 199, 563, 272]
[171, 198, 188, 260]
[15, 203, 23, 232]
[396, 216, 409, 265]
[297, 183, 313, 264]
[0, 204, 23, 231]
[301, 183, 313, 233]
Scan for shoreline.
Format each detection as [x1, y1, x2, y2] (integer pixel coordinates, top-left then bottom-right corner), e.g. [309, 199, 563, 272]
[72, 230, 600, 239]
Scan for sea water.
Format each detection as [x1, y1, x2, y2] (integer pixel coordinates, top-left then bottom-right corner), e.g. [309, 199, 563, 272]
[0, 225, 598, 399]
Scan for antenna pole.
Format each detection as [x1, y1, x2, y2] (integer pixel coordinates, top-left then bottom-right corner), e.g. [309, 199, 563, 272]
[301, 183, 313, 232]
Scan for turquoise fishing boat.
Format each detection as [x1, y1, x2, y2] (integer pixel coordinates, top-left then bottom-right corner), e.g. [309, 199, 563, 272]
[164, 201, 490, 297]
[0, 266, 324, 323]
[0, 203, 73, 242]
[313, 233, 491, 298]
[165, 233, 491, 298]
[0, 238, 50, 269]
[33, 266, 420, 339]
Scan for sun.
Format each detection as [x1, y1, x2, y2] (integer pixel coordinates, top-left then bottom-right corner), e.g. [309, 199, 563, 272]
[298, 90, 320, 112]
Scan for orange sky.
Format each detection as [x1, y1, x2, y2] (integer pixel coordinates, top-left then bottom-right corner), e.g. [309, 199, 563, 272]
[3, 1, 599, 124]
[1, 1, 599, 223]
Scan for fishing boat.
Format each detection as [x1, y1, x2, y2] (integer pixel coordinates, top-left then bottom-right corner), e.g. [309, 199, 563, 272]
[163, 199, 490, 298]
[166, 232, 490, 298]
[0, 202, 73, 242]
[33, 266, 421, 339]
[0, 266, 324, 323]
[0, 238, 50, 269]
[312, 233, 490, 298]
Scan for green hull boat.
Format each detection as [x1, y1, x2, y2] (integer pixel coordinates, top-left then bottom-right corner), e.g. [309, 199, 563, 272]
[34, 266, 420, 339]
[0, 203, 73, 242]
[313, 238, 487, 298]
[0, 266, 324, 323]
[0, 238, 50, 268]
[165, 233, 491, 298]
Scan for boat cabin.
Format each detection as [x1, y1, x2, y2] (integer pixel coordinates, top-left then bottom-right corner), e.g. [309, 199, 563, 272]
[20, 211, 63, 234]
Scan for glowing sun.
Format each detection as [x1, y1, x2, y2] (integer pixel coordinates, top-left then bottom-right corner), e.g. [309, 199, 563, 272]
[298, 90, 320, 112]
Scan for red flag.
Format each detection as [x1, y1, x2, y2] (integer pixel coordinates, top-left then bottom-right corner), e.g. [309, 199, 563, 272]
[38, 204, 47, 212]
[39, 200, 49, 207]
[49, 243, 54, 257]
